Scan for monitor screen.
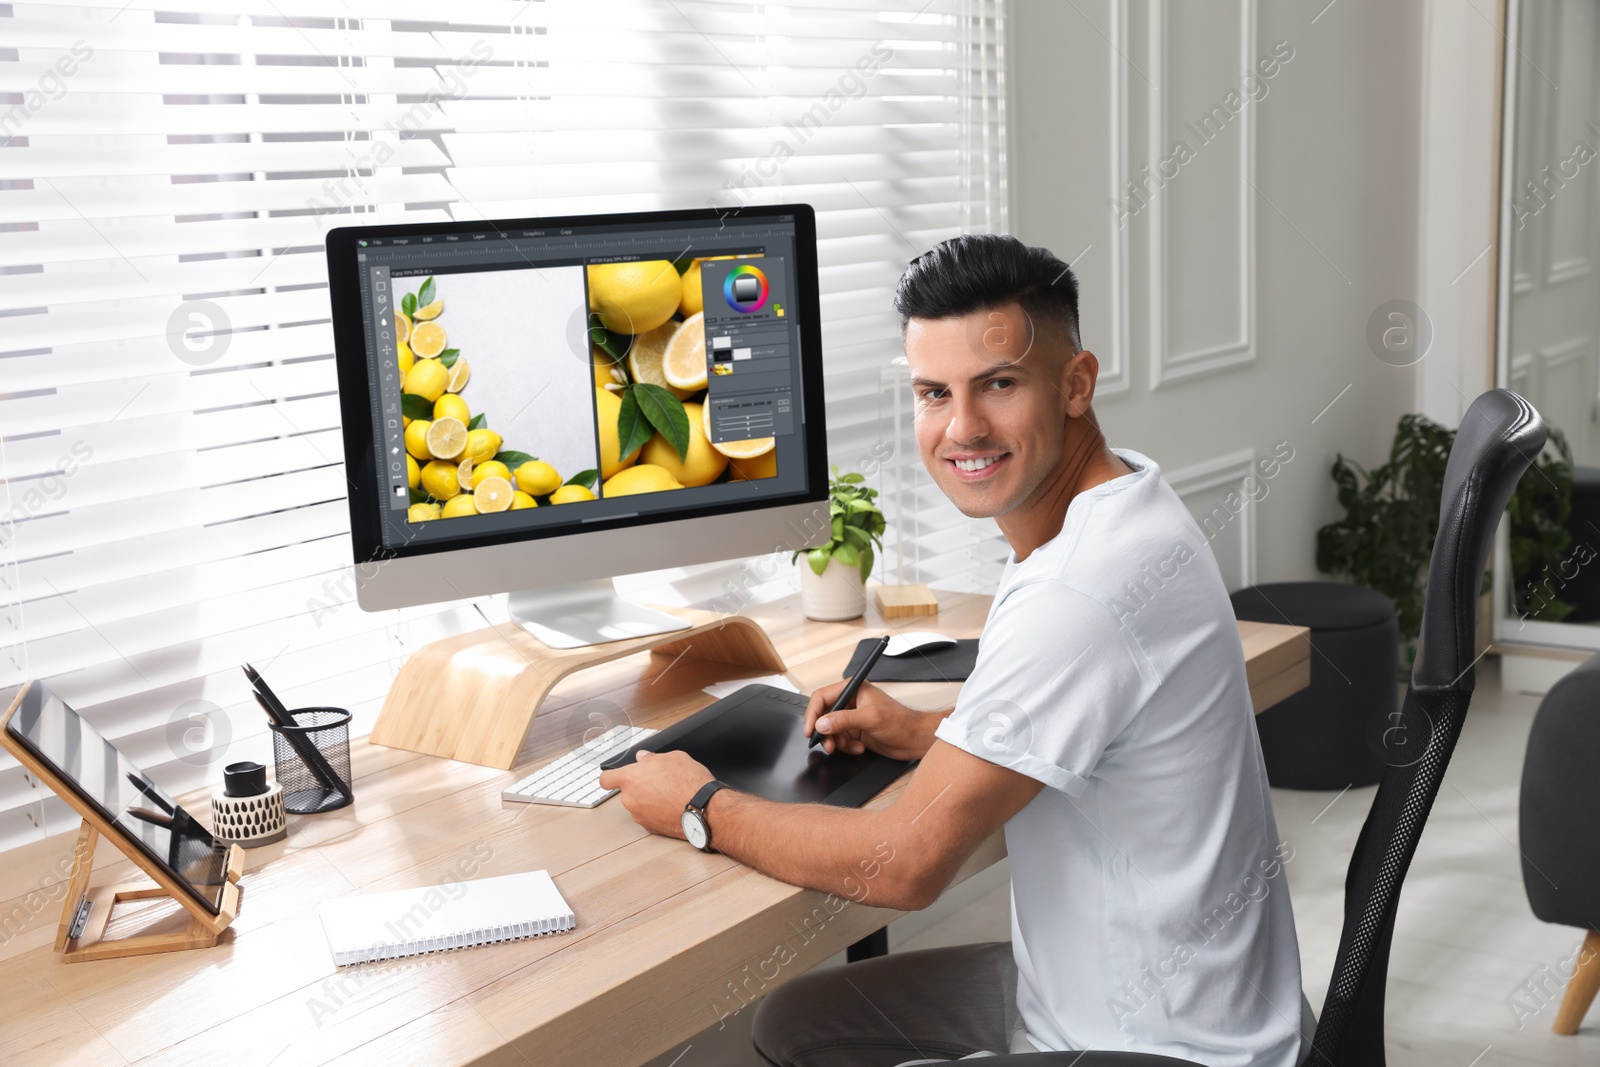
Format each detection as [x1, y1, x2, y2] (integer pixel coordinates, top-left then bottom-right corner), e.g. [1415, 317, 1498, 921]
[327, 205, 827, 568]
[3, 682, 229, 914]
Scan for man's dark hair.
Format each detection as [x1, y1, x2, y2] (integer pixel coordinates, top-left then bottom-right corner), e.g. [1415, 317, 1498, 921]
[893, 233, 1081, 352]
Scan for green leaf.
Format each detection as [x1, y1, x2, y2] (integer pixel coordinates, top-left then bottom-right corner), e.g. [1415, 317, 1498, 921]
[831, 541, 860, 568]
[589, 313, 631, 363]
[831, 516, 844, 542]
[858, 545, 874, 584]
[615, 388, 655, 461]
[418, 276, 436, 307]
[408, 487, 428, 505]
[494, 450, 537, 469]
[837, 472, 865, 484]
[438, 348, 459, 368]
[634, 383, 690, 460]
[401, 393, 433, 420]
[807, 546, 832, 576]
[672, 258, 693, 275]
[401, 292, 416, 317]
[565, 469, 599, 489]
[841, 525, 870, 550]
[468, 412, 486, 430]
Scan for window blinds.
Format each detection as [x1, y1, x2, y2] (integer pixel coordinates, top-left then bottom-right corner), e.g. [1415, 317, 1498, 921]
[0, 0, 1007, 854]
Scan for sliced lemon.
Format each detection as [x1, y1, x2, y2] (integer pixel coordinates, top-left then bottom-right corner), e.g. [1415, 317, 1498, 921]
[394, 311, 412, 346]
[514, 460, 562, 497]
[510, 491, 537, 510]
[446, 357, 471, 393]
[397, 340, 414, 378]
[603, 464, 683, 496]
[413, 298, 444, 321]
[406, 453, 420, 489]
[407, 502, 439, 522]
[464, 428, 502, 464]
[456, 457, 476, 494]
[700, 401, 774, 459]
[410, 321, 447, 359]
[662, 312, 707, 391]
[425, 416, 467, 461]
[627, 320, 696, 400]
[474, 475, 514, 513]
[441, 494, 478, 518]
[420, 460, 459, 500]
[433, 393, 470, 424]
[405, 357, 448, 401]
[404, 419, 433, 460]
[549, 484, 596, 504]
[472, 459, 511, 487]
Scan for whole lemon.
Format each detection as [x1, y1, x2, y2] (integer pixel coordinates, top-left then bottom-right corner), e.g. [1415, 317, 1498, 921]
[404, 419, 433, 460]
[594, 387, 642, 478]
[441, 495, 478, 518]
[679, 259, 703, 317]
[549, 484, 596, 504]
[433, 394, 470, 423]
[464, 428, 502, 465]
[405, 357, 449, 402]
[406, 502, 439, 522]
[420, 460, 460, 500]
[727, 450, 778, 481]
[639, 404, 725, 487]
[472, 460, 511, 487]
[397, 340, 414, 377]
[510, 491, 537, 510]
[587, 261, 680, 335]
[603, 464, 683, 497]
[514, 460, 562, 497]
[406, 453, 420, 489]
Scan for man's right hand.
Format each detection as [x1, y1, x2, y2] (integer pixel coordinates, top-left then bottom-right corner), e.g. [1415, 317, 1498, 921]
[803, 680, 939, 762]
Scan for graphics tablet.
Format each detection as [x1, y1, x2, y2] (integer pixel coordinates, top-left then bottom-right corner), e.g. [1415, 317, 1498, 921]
[598, 684, 915, 807]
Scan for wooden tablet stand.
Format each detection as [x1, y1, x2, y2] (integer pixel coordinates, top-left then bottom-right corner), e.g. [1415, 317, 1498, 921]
[56, 820, 244, 963]
[370, 606, 786, 769]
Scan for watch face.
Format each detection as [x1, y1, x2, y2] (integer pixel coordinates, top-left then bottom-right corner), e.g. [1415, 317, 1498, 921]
[681, 810, 708, 850]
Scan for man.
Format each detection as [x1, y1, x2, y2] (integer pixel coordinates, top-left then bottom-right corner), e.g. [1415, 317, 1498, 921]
[598, 234, 1309, 1065]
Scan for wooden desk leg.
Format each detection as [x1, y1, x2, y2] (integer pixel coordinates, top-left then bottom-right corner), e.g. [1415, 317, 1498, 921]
[847, 927, 889, 962]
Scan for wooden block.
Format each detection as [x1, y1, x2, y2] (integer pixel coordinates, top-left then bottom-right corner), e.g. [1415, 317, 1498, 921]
[873, 584, 939, 618]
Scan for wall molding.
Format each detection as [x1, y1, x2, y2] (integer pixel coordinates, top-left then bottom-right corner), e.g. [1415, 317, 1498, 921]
[1165, 447, 1257, 590]
[1095, 0, 1132, 398]
[1146, 0, 1258, 390]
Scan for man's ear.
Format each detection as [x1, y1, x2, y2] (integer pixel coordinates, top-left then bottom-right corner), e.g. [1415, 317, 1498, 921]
[1064, 349, 1099, 418]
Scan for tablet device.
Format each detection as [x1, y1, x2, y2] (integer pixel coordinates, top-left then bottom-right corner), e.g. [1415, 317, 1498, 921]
[598, 684, 914, 807]
[1, 681, 230, 914]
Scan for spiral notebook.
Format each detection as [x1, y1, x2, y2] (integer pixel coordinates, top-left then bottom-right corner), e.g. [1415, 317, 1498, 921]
[319, 869, 575, 967]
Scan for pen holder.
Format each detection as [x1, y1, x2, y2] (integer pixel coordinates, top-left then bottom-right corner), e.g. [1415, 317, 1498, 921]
[210, 761, 288, 846]
[269, 707, 354, 814]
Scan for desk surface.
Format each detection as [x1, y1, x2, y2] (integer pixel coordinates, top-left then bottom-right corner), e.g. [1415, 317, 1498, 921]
[0, 592, 1308, 1067]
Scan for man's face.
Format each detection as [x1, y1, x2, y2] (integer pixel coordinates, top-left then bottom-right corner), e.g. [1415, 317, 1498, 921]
[905, 303, 1084, 519]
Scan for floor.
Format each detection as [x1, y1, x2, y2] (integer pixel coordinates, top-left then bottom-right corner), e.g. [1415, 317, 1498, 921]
[644, 662, 1600, 1066]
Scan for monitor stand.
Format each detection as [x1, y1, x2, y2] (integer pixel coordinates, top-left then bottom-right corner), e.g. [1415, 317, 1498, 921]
[508, 578, 694, 649]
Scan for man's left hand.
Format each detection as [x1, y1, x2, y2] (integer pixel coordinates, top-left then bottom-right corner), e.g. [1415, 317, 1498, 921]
[597, 749, 717, 839]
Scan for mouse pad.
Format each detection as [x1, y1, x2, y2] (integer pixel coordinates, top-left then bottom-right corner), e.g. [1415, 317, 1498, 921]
[843, 638, 979, 683]
[598, 684, 915, 808]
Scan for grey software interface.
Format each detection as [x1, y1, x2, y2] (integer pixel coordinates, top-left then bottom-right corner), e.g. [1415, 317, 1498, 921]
[352, 214, 810, 548]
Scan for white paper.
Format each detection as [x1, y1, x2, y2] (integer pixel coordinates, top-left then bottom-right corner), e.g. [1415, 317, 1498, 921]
[702, 674, 802, 700]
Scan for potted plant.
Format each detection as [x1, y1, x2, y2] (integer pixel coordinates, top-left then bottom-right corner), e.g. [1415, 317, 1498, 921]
[794, 467, 886, 621]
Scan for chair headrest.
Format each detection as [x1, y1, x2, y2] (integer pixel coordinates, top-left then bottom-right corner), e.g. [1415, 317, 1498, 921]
[1413, 389, 1546, 691]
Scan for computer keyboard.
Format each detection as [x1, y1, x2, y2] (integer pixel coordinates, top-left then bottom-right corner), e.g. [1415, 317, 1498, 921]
[501, 724, 658, 809]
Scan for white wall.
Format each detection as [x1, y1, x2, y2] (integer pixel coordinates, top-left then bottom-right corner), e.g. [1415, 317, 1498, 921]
[1008, 0, 1431, 586]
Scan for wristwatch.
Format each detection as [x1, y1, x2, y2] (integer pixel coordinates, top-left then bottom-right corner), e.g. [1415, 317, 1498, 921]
[681, 779, 732, 852]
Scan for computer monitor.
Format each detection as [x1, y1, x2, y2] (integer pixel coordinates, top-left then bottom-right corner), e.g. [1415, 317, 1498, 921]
[326, 205, 829, 648]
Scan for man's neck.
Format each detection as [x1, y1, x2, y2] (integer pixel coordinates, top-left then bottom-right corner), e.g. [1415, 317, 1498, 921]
[996, 430, 1133, 562]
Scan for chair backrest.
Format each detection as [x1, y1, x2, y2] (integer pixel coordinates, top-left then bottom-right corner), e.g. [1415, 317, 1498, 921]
[1307, 389, 1546, 1066]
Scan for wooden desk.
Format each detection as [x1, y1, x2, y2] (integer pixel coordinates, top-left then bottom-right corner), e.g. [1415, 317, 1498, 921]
[0, 592, 1308, 1067]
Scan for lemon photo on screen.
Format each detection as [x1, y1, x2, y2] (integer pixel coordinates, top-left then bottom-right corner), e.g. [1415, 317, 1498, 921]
[398, 272, 601, 521]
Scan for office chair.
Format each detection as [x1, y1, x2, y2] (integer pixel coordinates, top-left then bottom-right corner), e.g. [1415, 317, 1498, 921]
[982, 389, 1546, 1067]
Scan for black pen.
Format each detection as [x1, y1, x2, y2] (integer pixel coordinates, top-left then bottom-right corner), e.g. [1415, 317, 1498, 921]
[245, 664, 346, 795]
[810, 635, 891, 749]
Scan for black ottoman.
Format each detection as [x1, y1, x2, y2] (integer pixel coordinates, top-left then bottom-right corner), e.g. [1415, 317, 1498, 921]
[1561, 466, 1600, 622]
[1230, 582, 1397, 790]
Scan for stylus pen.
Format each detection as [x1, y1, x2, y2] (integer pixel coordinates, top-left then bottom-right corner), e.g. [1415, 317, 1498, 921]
[245, 666, 345, 793]
[810, 635, 891, 749]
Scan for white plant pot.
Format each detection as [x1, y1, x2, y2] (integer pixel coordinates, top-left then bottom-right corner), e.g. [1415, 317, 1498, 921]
[800, 556, 866, 621]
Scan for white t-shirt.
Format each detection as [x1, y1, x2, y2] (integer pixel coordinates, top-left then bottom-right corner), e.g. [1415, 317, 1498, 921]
[933, 449, 1307, 1066]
